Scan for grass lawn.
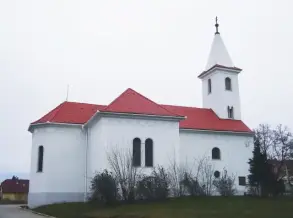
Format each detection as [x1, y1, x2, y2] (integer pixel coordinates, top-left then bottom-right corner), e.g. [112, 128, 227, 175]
[34, 197, 293, 218]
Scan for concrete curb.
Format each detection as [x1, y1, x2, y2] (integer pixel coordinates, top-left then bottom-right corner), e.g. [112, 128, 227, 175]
[19, 206, 57, 218]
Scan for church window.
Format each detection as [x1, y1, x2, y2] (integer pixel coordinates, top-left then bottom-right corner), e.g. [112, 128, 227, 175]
[145, 138, 153, 167]
[214, 171, 220, 178]
[37, 146, 44, 172]
[212, 147, 221, 160]
[208, 79, 212, 94]
[133, 138, 141, 167]
[227, 106, 234, 119]
[225, 77, 232, 91]
[238, 176, 246, 186]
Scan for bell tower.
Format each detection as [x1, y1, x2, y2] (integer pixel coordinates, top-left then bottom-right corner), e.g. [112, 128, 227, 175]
[199, 17, 242, 120]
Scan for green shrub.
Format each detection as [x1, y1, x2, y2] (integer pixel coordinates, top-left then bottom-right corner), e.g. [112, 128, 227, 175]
[137, 166, 169, 201]
[213, 170, 236, 196]
[90, 170, 118, 205]
[180, 173, 205, 196]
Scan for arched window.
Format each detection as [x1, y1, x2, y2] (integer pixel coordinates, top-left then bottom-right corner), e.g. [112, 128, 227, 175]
[208, 79, 212, 94]
[37, 146, 44, 172]
[133, 138, 141, 167]
[145, 138, 153, 167]
[227, 106, 234, 119]
[214, 171, 220, 178]
[212, 147, 221, 160]
[225, 77, 232, 90]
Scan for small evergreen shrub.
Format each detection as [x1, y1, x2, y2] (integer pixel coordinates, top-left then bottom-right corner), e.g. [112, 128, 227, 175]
[90, 170, 118, 205]
[180, 173, 205, 196]
[137, 166, 169, 201]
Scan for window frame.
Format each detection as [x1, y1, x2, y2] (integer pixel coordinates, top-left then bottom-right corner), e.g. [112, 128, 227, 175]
[214, 171, 220, 178]
[227, 106, 234, 119]
[225, 77, 232, 91]
[238, 176, 246, 186]
[132, 138, 141, 167]
[37, 145, 44, 173]
[208, 79, 212, 94]
[212, 147, 221, 160]
[145, 138, 154, 167]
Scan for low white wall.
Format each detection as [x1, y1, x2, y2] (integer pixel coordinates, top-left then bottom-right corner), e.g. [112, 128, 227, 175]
[28, 125, 86, 208]
[179, 130, 253, 194]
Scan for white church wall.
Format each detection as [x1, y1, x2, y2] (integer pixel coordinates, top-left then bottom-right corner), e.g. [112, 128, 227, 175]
[202, 70, 241, 120]
[28, 125, 86, 208]
[88, 115, 180, 179]
[179, 130, 253, 195]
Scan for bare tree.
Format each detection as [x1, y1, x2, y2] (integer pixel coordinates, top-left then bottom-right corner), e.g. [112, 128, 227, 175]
[255, 124, 293, 180]
[168, 158, 191, 197]
[169, 156, 215, 197]
[107, 147, 140, 202]
[196, 156, 215, 196]
[213, 169, 236, 196]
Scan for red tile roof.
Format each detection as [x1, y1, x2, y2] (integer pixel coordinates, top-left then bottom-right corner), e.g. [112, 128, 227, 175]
[1, 179, 29, 194]
[101, 89, 182, 117]
[162, 105, 251, 132]
[31, 102, 106, 125]
[30, 88, 252, 133]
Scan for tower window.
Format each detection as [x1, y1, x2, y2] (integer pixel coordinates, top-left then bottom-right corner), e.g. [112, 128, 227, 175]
[37, 146, 44, 172]
[133, 138, 141, 167]
[145, 138, 153, 167]
[225, 77, 232, 91]
[208, 79, 212, 94]
[227, 106, 234, 119]
[212, 147, 221, 160]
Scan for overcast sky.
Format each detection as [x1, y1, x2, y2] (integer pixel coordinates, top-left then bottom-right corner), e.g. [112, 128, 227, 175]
[0, 0, 292, 175]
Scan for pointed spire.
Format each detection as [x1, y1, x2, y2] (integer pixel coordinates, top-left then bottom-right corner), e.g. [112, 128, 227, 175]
[215, 16, 219, 35]
[205, 18, 234, 70]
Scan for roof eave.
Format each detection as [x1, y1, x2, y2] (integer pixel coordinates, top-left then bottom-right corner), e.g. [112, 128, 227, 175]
[180, 128, 253, 135]
[83, 110, 186, 127]
[198, 64, 242, 79]
[28, 122, 83, 133]
[99, 111, 186, 120]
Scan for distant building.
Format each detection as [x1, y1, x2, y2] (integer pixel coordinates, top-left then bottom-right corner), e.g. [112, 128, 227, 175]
[269, 160, 293, 193]
[0, 177, 29, 202]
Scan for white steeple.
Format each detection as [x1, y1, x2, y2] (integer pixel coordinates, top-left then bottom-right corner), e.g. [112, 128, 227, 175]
[205, 17, 234, 70]
[199, 17, 242, 120]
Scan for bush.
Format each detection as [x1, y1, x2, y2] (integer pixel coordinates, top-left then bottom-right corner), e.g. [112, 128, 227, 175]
[90, 170, 118, 205]
[213, 170, 236, 196]
[137, 166, 169, 201]
[180, 173, 205, 196]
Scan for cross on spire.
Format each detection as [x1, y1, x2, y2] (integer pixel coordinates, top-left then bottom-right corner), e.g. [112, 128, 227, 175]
[215, 16, 220, 35]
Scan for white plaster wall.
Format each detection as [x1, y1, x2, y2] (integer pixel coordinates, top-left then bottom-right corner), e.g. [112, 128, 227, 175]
[202, 70, 241, 120]
[28, 125, 86, 208]
[179, 130, 253, 194]
[88, 116, 180, 179]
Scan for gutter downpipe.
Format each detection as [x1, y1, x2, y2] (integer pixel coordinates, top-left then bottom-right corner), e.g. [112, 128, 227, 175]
[83, 125, 89, 202]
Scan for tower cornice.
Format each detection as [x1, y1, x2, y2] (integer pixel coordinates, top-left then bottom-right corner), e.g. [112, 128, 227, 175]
[198, 64, 242, 79]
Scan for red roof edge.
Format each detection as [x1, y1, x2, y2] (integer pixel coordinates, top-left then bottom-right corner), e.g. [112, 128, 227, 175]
[31, 102, 66, 125]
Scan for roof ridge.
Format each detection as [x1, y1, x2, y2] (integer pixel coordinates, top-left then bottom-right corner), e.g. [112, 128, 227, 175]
[127, 89, 183, 117]
[103, 88, 183, 117]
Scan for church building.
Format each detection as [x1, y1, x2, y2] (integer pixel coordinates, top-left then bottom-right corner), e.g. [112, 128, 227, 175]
[27, 20, 253, 208]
